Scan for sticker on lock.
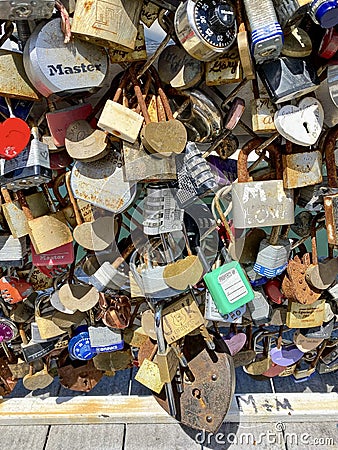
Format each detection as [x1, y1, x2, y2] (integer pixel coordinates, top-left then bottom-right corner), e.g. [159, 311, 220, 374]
[204, 261, 254, 315]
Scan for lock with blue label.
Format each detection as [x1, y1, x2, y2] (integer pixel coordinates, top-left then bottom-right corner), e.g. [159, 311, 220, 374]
[203, 261, 255, 315]
[68, 327, 97, 361]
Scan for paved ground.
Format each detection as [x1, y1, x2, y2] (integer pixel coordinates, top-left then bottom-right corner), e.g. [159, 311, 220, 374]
[1, 367, 337, 449]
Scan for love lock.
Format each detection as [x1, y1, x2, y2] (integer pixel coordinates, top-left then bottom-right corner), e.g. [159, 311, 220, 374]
[152, 334, 235, 433]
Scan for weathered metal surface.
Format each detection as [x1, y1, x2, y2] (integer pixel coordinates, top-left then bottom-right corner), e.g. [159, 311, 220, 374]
[283, 151, 322, 189]
[71, 0, 142, 50]
[71, 153, 137, 214]
[154, 335, 235, 433]
[23, 19, 108, 98]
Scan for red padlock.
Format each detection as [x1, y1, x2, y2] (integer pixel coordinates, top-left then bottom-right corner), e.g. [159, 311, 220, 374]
[319, 27, 338, 59]
[263, 279, 285, 305]
[0, 118, 31, 160]
[0, 276, 34, 304]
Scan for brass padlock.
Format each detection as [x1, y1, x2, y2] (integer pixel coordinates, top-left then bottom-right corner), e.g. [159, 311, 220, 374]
[16, 189, 73, 255]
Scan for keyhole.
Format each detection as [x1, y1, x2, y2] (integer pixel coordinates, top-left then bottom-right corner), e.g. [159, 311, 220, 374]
[303, 122, 309, 133]
[192, 388, 206, 408]
[192, 388, 201, 399]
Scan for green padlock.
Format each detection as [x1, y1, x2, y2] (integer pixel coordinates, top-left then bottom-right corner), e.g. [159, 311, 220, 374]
[204, 261, 254, 315]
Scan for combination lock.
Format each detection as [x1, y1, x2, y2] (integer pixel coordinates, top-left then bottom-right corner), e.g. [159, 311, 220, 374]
[174, 0, 237, 61]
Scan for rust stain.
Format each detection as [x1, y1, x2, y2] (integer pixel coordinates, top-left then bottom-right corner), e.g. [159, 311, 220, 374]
[83, 0, 94, 11]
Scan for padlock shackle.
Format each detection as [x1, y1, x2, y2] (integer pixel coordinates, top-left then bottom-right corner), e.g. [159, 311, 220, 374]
[16, 190, 34, 221]
[1, 187, 12, 204]
[65, 171, 83, 227]
[238, 138, 282, 183]
[310, 212, 325, 266]
[129, 66, 151, 125]
[323, 125, 338, 188]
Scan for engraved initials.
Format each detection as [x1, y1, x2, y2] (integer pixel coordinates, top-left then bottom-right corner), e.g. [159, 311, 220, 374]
[93, 0, 122, 34]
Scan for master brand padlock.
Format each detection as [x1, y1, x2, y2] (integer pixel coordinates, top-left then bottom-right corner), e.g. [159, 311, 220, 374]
[174, 0, 237, 61]
[23, 18, 109, 99]
[232, 138, 294, 228]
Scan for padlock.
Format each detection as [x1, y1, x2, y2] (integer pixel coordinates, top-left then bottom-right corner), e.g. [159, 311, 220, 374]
[16, 189, 73, 255]
[158, 44, 204, 89]
[243, 0, 283, 63]
[122, 140, 177, 183]
[172, 142, 219, 208]
[70, 151, 137, 214]
[308, 0, 338, 27]
[130, 246, 186, 301]
[46, 101, 93, 148]
[65, 171, 116, 251]
[98, 70, 144, 143]
[0, 124, 52, 190]
[65, 120, 109, 162]
[323, 125, 338, 245]
[273, 0, 311, 28]
[205, 44, 243, 85]
[89, 325, 124, 354]
[58, 350, 103, 391]
[34, 295, 65, 340]
[0, 275, 33, 304]
[174, 0, 237, 61]
[232, 138, 294, 228]
[243, 331, 275, 376]
[205, 290, 246, 323]
[68, 326, 97, 361]
[0, 50, 40, 101]
[258, 56, 320, 104]
[274, 97, 324, 146]
[0, 97, 31, 161]
[131, 66, 187, 157]
[19, 325, 59, 363]
[281, 27, 312, 57]
[71, 0, 143, 50]
[95, 294, 131, 329]
[251, 79, 276, 133]
[305, 214, 338, 290]
[247, 288, 272, 326]
[0, 233, 28, 267]
[23, 18, 109, 99]
[254, 227, 292, 279]
[1, 187, 29, 238]
[318, 26, 338, 58]
[282, 141, 323, 189]
[286, 298, 326, 328]
[142, 184, 184, 235]
[282, 248, 322, 305]
[0, 0, 54, 20]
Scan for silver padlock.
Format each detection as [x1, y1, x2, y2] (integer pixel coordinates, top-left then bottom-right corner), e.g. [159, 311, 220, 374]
[23, 18, 109, 99]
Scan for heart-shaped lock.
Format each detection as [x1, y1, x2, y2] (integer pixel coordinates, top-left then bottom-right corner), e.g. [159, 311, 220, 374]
[270, 344, 304, 366]
[223, 332, 247, 356]
[163, 255, 204, 291]
[0, 118, 31, 160]
[58, 283, 100, 312]
[274, 98, 323, 146]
